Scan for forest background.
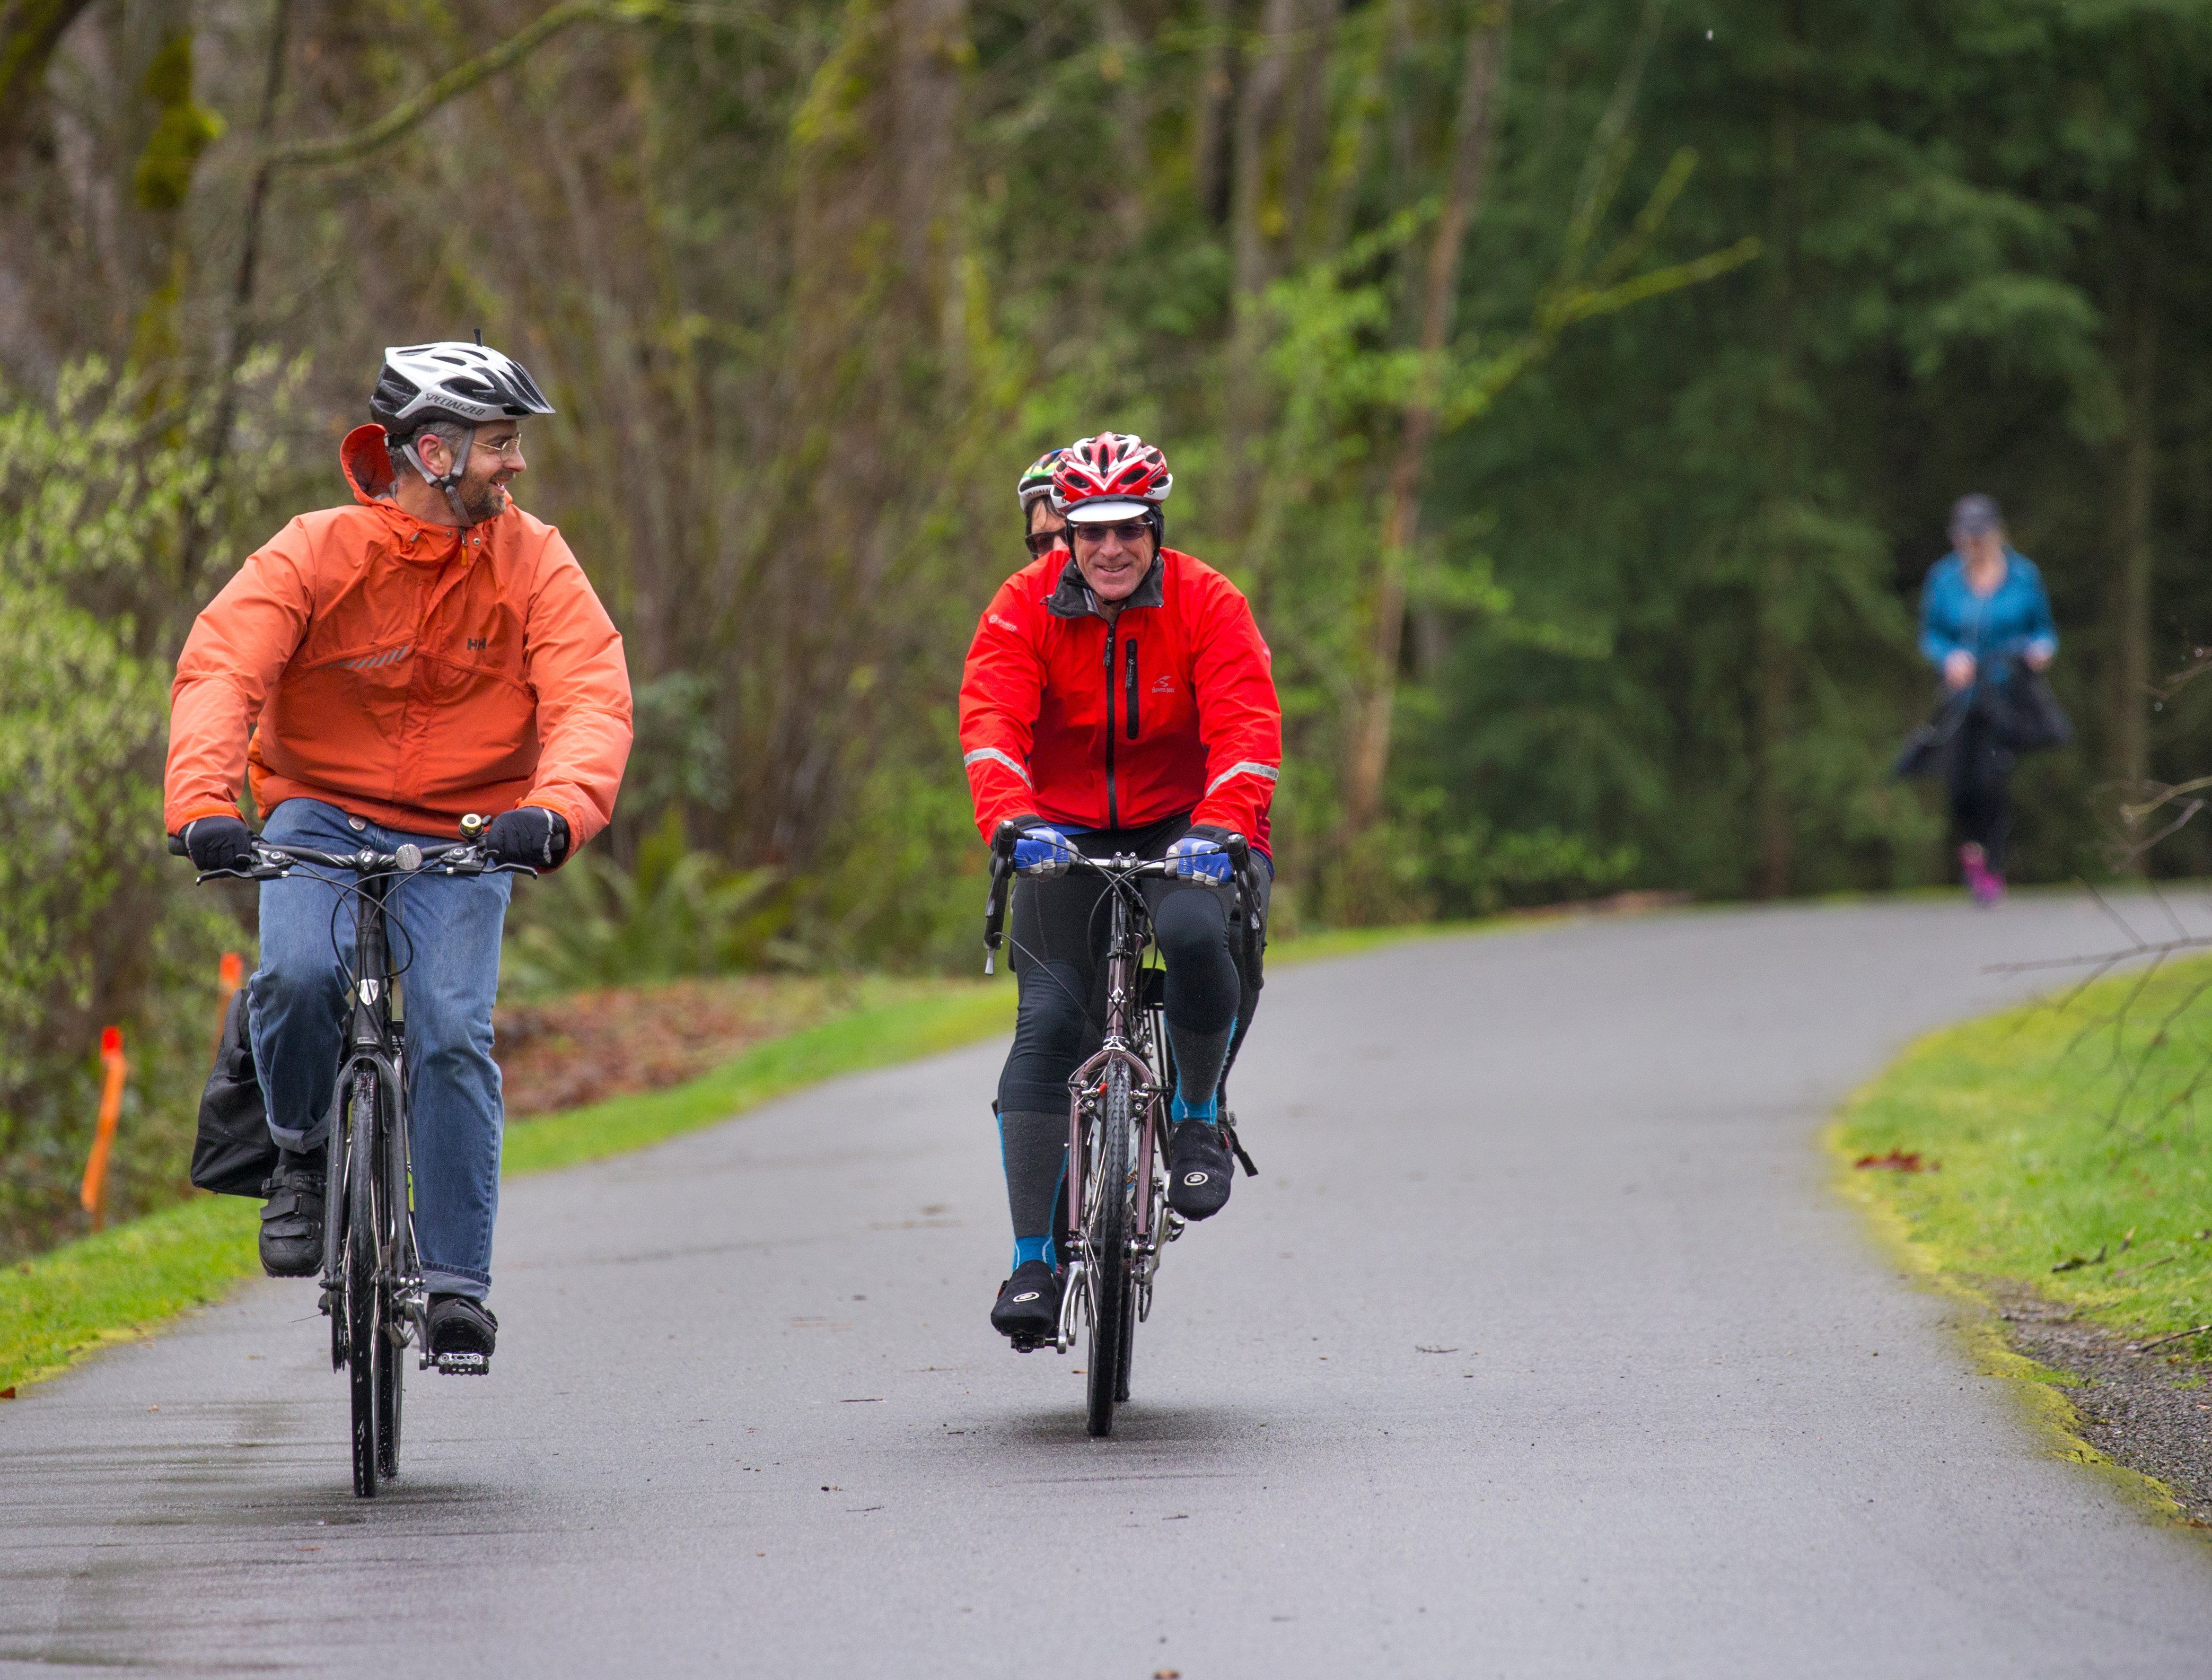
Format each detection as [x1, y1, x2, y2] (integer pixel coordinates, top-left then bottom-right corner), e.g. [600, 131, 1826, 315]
[3, 0, 2210, 1254]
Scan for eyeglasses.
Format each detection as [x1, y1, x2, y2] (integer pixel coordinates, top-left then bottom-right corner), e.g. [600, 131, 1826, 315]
[1024, 528, 1068, 558]
[1069, 520, 1149, 546]
[471, 434, 525, 463]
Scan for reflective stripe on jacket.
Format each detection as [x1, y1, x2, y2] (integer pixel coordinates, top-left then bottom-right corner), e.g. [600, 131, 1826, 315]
[959, 548, 1283, 853]
[165, 425, 633, 846]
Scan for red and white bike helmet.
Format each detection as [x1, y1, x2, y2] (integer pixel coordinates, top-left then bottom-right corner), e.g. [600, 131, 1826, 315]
[1051, 432, 1173, 524]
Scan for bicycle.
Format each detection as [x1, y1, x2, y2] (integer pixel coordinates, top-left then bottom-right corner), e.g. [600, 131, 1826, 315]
[172, 815, 534, 1495]
[982, 827, 1261, 1438]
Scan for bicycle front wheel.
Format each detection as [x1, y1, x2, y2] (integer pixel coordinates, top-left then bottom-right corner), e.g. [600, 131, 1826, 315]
[373, 1077, 405, 1482]
[344, 1068, 381, 1497]
[1086, 1061, 1136, 1438]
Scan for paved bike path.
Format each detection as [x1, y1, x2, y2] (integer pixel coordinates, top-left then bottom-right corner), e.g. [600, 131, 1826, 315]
[8, 896, 2212, 1677]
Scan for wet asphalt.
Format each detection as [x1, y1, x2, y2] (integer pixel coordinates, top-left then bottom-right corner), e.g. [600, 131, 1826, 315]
[7, 894, 2212, 1678]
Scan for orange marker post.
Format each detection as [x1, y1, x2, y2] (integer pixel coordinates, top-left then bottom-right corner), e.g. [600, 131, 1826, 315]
[81, 1026, 127, 1232]
[212, 951, 245, 1060]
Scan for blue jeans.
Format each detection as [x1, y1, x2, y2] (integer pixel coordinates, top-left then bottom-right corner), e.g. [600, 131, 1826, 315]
[249, 799, 513, 1301]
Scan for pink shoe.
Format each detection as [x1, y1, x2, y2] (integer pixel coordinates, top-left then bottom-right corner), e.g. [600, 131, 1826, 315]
[1959, 844, 2002, 904]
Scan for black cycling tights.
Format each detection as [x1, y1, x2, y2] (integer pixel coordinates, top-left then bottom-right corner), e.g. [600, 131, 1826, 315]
[995, 816, 1266, 1255]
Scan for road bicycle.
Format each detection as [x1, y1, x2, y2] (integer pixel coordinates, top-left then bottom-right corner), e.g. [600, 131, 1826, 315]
[984, 829, 1260, 1438]
[174, 817, 533, 1495]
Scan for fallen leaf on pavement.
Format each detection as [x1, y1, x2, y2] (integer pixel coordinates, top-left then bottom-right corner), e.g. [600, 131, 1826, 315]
[1855, 1150, 1935, 1172]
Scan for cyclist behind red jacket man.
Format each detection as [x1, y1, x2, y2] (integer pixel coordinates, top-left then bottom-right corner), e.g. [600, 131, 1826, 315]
[960, 432, 1283, 1345]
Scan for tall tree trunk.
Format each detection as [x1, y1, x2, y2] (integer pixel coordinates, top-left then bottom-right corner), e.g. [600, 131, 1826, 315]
[0, 0, 100, 168]
[1191, 0, 1236, 224]
[1219, 0, 1299, 547]
[894, 0, 969, 347]
[2113, 263, 2156, 809]
[177, 0, 293, 602]
[1753, 0, 1802, 902]
[1336, 1, 1509, 858]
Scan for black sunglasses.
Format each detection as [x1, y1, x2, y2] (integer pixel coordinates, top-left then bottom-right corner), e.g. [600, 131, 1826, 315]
[1023, 527, 1068, 558]
[1069, 519, 1151, 546]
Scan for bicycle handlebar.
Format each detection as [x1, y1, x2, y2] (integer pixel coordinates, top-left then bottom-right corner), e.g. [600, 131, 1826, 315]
[168, 833, 536, 882]
[981, 822, 1256, 975]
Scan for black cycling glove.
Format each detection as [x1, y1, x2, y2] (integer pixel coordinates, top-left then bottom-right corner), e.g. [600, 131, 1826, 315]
[485, 807, 569, 868]
[182, 816, 258, 873]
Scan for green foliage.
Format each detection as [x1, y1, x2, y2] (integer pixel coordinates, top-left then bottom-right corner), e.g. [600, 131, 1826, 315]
[501, 810, 792, 997]
[0, 362, 285, 1258]
[1839, 956, 2212, 1345]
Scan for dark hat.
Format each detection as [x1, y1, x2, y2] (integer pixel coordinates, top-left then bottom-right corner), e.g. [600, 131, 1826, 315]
[1948, 493, 2002, 538]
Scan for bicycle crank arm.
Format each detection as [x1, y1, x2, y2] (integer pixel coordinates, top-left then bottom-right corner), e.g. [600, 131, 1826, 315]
[1055, 1259, 1087, 1354]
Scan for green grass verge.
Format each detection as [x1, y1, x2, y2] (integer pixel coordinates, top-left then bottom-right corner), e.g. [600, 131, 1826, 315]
[0, 1195, 261, 1394]
[0, 913, 1551, 1395]
[1834, 953, 2212, 1348]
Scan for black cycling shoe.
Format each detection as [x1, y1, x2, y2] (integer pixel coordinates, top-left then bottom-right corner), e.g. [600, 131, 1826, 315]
[989, 1260, 1063, 1348]
[427, 1294, 497, 1373]
[1166, 1121, 1234, 1221]
[257, 1150, 324, 1278]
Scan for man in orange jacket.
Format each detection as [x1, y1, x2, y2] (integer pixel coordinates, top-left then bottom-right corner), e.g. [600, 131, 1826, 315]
[165, 342, 633, 1367]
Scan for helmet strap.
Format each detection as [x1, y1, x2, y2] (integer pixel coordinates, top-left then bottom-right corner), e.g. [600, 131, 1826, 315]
[398, 424, 481, 527]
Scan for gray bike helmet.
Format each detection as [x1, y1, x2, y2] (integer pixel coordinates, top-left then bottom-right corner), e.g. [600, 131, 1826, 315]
[370, 341, 553, 522]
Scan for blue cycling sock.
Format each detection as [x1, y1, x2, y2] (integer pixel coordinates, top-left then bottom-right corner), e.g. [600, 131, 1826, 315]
[1170, 1014, 1235, 1126]
[999, 1108, 1064, 1272]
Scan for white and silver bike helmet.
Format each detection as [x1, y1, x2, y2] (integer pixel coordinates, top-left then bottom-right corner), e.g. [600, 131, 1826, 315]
[369, 340, 554, 522]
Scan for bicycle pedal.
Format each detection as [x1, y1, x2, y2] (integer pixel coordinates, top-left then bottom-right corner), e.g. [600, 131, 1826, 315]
[1007, 1333, 1047, 1354]
[434, 1351, 490, 1376]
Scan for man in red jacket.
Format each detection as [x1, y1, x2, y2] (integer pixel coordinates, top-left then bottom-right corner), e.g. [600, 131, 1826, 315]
[960, 432, 1282, 1344]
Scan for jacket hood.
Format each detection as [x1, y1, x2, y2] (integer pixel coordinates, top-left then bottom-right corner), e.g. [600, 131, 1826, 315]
[341, 423, 402, 503]
[339, 423, 491, 559]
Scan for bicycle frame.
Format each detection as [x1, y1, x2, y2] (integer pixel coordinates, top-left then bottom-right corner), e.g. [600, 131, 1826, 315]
[1059, 864, 1174, 1351]
[314, 868, 426, 1362]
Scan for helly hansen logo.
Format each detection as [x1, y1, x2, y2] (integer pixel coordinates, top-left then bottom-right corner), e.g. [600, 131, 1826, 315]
[1152, 676, 1173, 694]
[341, 645, 411, 671]
[467, 637, 488, 651]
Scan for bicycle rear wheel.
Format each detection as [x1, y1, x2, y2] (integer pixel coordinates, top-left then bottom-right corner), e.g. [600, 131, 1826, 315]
[344, 1069, 381, 1497]
[1086, 1061, 1135, 1438]
[373, 1079, 404, 1482]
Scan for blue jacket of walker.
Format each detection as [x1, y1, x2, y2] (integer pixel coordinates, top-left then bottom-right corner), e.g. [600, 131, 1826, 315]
[1918, 549, 2058, 683]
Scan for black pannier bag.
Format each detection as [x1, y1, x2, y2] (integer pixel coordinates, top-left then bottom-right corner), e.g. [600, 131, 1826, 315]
[191, 988, 277, 1196]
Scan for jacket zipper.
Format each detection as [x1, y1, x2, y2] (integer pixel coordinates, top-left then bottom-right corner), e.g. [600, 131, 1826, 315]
[1103, 625, 1119, 828]
[1125, 638, 1140, 740]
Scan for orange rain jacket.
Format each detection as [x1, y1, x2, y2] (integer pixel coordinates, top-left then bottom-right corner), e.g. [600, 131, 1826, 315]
[165, 426, 633, 847]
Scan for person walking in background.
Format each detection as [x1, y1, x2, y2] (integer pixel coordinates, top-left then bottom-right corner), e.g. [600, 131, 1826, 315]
[1917, 493, 2059, 905]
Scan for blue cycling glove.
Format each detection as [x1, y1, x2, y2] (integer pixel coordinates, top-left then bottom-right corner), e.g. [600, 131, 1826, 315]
[1012, 822, 1077, 877]
[1165, 827, 1239, 885]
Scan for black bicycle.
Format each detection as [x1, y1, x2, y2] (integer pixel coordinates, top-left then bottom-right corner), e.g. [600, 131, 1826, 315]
[174, 816, 533, 1495]
[984, 829, 1260, 1438]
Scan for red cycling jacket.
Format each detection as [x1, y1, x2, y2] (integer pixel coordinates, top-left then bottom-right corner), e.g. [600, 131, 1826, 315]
[959, 547, 1282, 853]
